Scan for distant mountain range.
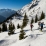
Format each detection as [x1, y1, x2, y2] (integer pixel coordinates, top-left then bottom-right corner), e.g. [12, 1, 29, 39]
[0, 9, 16, 23]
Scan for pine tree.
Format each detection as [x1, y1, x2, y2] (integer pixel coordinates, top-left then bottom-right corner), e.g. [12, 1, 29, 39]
[21, 13, 29, 29]
[0, 27, 2, 33]
[35, 14, 38, 23]
[8, 22, 15, 35]
[13, 24, 15, 30]
[17, 24, 20, 29]
[39, 11, 45, 20]
[31, 18, 34, 24]
[2, 23, 7, 32]
[19, 29, 25, 40]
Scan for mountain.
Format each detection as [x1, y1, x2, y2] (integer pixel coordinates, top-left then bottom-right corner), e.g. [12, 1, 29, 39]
[0, 9, 16, 23]
[0, 0, 46, 46]
[0, 15, 6, 22]
[17, 0, 46, 18]
[0, 9, 16, 18]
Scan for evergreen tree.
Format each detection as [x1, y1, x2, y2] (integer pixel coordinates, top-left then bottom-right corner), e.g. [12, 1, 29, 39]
[35, 14, 38, 23]
[17, 24, 20, 29]
[8, 22, 15, 35]
[0, 27, 2, 33]
[39, 11, 45, 20]
[2, 23, 7, 32]
[13, 24, 15, 30]
[21, 13, 29, 29]
[19, 29, 25, 40]
[31, 18, 34, 24]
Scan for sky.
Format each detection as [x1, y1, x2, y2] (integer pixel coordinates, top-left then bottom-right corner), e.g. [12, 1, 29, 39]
[0, 0, 32, 10]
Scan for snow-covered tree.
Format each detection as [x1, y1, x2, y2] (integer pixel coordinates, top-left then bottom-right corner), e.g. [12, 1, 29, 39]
[17, 24, 20, 29]
[31, 17, 34, 24]
[19, 29, 25, 40]
[21, 13, 29, 29]
[2, 23, 7, 32]
[8, 22, 15, 35]
[0, 27, 2, 33]
[39, 11, 45, 20]
[35, 14, 38, 23]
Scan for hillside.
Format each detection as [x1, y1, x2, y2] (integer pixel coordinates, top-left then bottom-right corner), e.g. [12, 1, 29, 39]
[0, 0, 46, 46]
[17, 0, 46, 17]
[0, 19, 46, 46]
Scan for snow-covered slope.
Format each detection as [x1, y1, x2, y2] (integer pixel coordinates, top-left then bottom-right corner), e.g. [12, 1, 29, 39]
[0, 19, 46, 46]
[0, 0, 46, 46]
[17, 0, 46, 17]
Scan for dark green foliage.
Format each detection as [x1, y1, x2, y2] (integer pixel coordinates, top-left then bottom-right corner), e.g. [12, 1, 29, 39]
[35, 14, 38, 23]
[31, 18, 34, 24]
[8, 22, 15, 35]
[39, 11, 45, 20]
[13, 24, 15, 30]
[0, 27, 2, 33]
[19, 29, 25, 40]
[17, 24, 20, 29]
[2, 23, 7, 32]
[21, 13, 29, 29]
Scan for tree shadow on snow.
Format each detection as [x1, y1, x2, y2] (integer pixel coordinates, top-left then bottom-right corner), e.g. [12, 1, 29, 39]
[28, 34, 38, 39]
[43, 30, 46, 32]
[24, 29, 31, 32]
[0, 40, 7, 45]
[24, 30, 29, 32]
[14, 32, 20, 34]
[28, 33, 43, 39]
[36, 34, 42, 35]
[44, 27, 46, 28]
[33, 28, 39, 31]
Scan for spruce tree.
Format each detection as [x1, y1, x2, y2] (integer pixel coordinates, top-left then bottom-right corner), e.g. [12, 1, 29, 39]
[35, 14, 38, 23]
[2, 23, 7, 32]
[8, 22, 15, 35]
[39, 11, 45, 20]
[19, 29, 25, 40]
[17, 24, 20, 29]
[21, 13, 29, 29]
[0, 27, 2, 33]
[31, 18, 34, 24]
[13, 24, 15, 30]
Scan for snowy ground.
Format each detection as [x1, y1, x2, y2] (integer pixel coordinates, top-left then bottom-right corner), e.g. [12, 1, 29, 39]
[0, 18, 46, 46]
[0, 0, 46, 46]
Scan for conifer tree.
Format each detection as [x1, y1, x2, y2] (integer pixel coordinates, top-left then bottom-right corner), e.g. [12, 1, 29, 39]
[13, 24, 15, 30]
[2, 23, 7, 32]
[35, 14, 38, 23]
[19, 29, 25, 40]
[21, 13, 29, 29]
[31, 18, 34, 24]
[8, 22, 15, 35]
[39, 11, 45, 20]
[0, 27, 2, 33]
[17, 24, 20, 29]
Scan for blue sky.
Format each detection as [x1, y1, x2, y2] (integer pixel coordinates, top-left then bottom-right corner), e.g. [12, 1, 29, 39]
[0, 0, 32, 10]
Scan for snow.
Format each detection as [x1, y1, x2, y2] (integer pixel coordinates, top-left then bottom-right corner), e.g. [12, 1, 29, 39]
[18, 0, 46, 17]
[0, 0, 46, 46]
[9, 20, 46, 46]
[0, 18, 46, 46]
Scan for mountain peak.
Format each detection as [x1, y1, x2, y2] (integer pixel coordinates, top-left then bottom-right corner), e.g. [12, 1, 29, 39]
[17, 0, 46, 17]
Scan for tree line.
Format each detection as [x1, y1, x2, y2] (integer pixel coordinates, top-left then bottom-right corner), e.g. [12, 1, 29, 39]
[0, 11, 45, 40]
